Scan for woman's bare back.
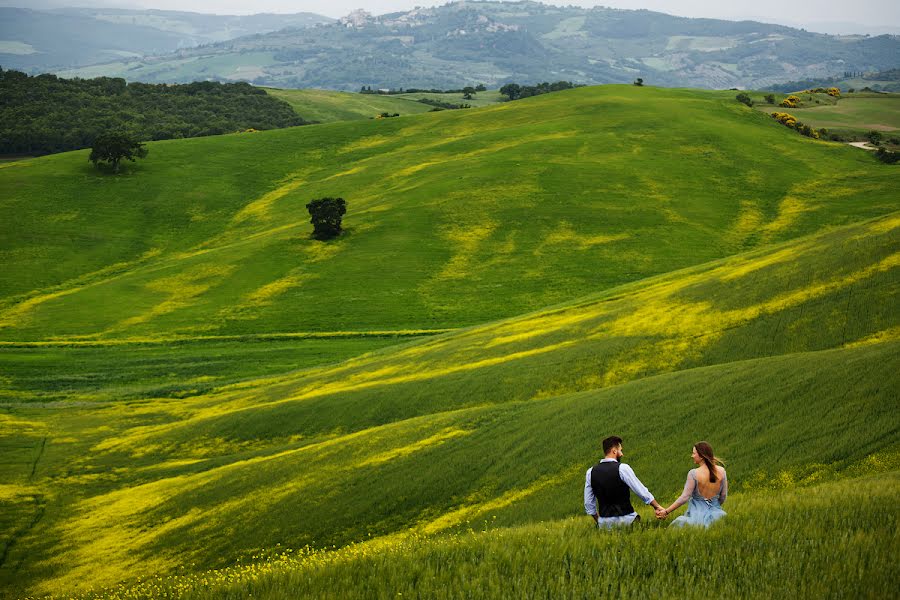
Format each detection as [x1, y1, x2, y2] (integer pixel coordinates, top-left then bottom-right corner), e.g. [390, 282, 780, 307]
[695, 465, 726, 499]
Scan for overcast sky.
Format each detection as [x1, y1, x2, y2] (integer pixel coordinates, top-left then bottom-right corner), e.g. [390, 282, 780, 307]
[13, 0, 900, 34]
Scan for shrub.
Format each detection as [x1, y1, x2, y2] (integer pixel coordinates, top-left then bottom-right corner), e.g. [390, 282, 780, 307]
[633, 78, 644, 86]
[735, 93, 753, 107]
[780, 95, 801, 108]
[875, 147, 899, 164]
[826, 87, 841, 97]
[771, 112, 798, 127]
[770, 112, 818, 138]
[867, 131, 883, 146]
[764, 94, 775, 104]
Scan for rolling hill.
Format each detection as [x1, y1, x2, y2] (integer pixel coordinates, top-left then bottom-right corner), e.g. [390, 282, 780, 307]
[55, 1, 900, 90]
[0, 84, 898, 598]
[1, 86, 897, 345]
[2, 212, 898, 597]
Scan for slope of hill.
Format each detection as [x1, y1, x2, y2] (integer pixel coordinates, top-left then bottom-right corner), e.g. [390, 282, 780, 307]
[0, 6, 331, 72]
[54, 1, 900, 90]
[1, 85, 897, 345]
[1, 213, 897, 597]
[263, 87, 434, 122]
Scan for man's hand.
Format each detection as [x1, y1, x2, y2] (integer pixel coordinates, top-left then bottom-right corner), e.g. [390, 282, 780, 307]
[655, 508, 668, 520]
[591, 513, 599, 523]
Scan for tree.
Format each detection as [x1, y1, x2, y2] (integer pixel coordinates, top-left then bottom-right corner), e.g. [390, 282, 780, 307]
[88, 133, 147, 173]
[735, 92, 753, 107]
[764, 93, 775, 104]
[867, 130, 883, 146]
[306, 197, 347, 240]
[499, 83, 521, 100]
[633, 78, 644, 86]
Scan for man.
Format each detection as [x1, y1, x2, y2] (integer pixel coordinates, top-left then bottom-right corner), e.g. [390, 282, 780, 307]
[584, 435, 665, 527]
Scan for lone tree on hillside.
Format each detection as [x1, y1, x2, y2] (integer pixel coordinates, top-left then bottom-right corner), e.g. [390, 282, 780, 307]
[89, 132, 147, 173]
[306, 197, 347, 240]
[736, 92, 753, 107]
[633, 78, 644, 86]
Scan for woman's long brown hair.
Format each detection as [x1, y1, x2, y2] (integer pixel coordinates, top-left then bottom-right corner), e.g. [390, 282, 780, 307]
[694, 441, 722, 482]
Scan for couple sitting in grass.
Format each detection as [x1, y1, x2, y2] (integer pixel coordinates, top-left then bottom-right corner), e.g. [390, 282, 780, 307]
[584, 435, 727, 528]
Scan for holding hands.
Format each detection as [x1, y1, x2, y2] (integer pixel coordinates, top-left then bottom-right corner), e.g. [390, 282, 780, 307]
[655, 507, 668, 520]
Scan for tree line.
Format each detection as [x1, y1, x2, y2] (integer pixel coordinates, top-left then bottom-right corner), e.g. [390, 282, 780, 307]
[359, 85, 487, 95]
[0, 68, 307, 156]
[498, 81, 583, 101]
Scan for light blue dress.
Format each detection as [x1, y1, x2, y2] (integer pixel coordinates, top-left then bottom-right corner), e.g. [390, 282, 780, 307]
[670, 468, 727, 528]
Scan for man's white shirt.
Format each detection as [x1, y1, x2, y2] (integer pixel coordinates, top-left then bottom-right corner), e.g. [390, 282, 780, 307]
[584, 458, 655, 527]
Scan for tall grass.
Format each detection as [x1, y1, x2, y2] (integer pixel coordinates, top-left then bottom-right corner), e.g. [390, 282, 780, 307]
[73, 472, 900, 599]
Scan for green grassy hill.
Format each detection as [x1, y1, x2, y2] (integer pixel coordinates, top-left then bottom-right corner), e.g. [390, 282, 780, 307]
[263, 88, 434, 123]
[2, 213, 898, 597]
[0, 85, 898, 598]
[1, 86, 896, 345]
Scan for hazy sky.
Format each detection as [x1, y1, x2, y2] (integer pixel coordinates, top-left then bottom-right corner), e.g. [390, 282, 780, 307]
[16, 0, 900, 33]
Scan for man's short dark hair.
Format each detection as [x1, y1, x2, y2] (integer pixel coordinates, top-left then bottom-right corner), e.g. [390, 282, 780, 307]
[602, 436, 623, 455]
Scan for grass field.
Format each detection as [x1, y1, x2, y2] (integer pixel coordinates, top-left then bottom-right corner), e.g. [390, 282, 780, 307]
[393, 90, 506, 108]
[74, 472, 900, 599]
[1, 86, 896, 343]
[2, 213, 898, 597]
[0, 84, 898, 598]
[750, 91, 900, 140]
[263, 88, 434, 123]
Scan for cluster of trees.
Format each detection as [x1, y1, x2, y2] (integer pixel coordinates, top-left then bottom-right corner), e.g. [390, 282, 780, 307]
[0, 69, 306, 156]
[498, 81, 582, 101]
[359, 84, 487, 95]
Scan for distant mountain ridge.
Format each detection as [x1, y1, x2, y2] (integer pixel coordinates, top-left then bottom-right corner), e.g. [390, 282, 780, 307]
[53, 0, 900, 90]
[0, 6, 333, 71]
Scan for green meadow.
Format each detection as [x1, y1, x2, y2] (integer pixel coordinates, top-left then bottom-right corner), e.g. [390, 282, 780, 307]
[1, 86, 896, 342]
[751, 91, 900, 138]
[783, 94, 900, 132]
[0, 85, 898, 598]
[393, 90, 506, 108]
[262, 88, 434, 123]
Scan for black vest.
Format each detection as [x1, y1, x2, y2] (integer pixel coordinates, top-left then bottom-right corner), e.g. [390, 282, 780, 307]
[590, 461, 635, 518]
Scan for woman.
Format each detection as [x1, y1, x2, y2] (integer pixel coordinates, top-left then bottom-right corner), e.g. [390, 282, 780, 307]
[657, 441, 727, 527]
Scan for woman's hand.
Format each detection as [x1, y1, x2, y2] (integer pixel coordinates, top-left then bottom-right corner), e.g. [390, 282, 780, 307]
[655, 507, 668, 520]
